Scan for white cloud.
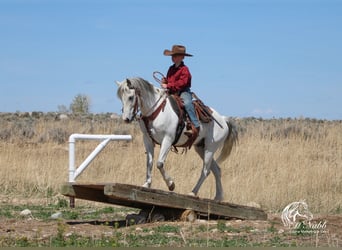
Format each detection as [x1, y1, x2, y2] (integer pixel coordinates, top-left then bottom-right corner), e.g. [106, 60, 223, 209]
[251, 108, 275, 116]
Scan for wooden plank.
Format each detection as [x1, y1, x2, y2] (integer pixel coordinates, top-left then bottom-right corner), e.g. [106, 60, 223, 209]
[61, 182, 267, 220]
[104, 183, 267, 220]
[61, 183, 108, 203]
[61, 182, 150, 208]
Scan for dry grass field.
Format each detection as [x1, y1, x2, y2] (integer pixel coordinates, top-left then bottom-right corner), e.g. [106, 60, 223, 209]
[0, 112, 341, 213]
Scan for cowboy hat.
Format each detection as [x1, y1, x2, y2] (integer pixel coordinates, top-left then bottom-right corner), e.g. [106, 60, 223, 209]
[163, 45, 193, 57]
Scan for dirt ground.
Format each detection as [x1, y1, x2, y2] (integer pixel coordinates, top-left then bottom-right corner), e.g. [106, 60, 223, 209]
[0, 195, 341, 247]
[0, 205, 341, 247]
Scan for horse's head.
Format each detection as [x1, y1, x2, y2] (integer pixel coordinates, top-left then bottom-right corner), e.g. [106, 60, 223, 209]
[297, 200, 313, 221]
[281, 200, 313, 227]
[116, 78, 139, 123]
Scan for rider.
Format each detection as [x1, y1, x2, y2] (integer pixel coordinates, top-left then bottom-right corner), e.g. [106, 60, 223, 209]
[161, 45, 200, 138]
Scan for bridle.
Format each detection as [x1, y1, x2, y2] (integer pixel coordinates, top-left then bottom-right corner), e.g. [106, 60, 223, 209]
[126, 85, 167, 122]
[123, 85, 140, 121]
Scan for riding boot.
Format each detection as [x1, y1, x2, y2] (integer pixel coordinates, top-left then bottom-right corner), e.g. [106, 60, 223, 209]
[184, 126, 200, 138]
[184, 126, 200, 149]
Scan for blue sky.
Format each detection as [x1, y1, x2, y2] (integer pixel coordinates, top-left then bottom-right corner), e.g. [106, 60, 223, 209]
[1, 0, 341, 119]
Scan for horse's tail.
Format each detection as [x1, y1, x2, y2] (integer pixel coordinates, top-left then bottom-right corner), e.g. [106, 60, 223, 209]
[216, 117, 238, 164]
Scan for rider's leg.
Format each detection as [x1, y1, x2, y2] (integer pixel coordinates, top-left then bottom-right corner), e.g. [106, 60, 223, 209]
[180, 90, 200, 133]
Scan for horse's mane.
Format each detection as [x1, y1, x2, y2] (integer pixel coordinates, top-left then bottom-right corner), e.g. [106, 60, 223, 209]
[131, 77, 158, 95]
[117, 77, 162, 102]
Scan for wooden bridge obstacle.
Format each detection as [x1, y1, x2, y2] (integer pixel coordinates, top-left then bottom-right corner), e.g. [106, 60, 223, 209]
[61, 182, 267, 223]
[63, 134, 267, 223]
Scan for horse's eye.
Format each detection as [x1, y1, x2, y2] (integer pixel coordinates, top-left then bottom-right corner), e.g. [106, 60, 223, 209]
[128, 96, 134, 101]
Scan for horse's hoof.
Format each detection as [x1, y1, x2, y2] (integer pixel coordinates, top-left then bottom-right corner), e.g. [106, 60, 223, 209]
[142, 182, 151, 188]
[188, 192, 197, 197]
[214, 196, 224, 202]
[168, 182, 175, 191]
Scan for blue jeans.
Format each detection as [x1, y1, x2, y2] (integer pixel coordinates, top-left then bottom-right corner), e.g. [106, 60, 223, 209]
[180, 89, 200, 128]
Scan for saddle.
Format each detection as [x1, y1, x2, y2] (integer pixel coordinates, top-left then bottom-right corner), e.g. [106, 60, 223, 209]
[168, 92, 213, 149]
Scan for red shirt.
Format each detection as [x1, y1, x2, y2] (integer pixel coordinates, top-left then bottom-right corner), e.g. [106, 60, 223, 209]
[166, 62, 192, 93]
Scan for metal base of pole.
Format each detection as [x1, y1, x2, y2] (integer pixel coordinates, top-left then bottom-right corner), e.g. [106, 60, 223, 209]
[70, 197, 75, 208]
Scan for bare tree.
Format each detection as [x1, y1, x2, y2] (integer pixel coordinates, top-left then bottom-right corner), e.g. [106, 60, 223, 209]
[57, 105, 69, 114]
[70, 94, 91, 114]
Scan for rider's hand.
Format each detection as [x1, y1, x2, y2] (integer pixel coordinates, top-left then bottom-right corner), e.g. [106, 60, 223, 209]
[161, 77, 168, 89]
[161, 77, 167, 84]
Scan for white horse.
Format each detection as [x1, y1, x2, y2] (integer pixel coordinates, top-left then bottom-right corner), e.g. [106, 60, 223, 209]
[281, 200, 313, 227]
[116, 77, 237, 201]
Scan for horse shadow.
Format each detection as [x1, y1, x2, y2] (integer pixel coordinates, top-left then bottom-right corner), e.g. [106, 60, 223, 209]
[66, 219, 129, 229]
[66, 209, 156, 228]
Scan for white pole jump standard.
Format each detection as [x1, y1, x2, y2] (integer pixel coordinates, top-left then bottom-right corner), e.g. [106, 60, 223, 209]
[68, 134, 132, 182]
[67, 133, 132, 208]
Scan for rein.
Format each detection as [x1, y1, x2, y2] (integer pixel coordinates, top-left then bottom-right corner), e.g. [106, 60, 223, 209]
[133, 86, 166, 120]
[141, 97, 167, 145]
[153, 71, 165, 85]
[143, 93, 166, 118]
[130, 86, 167, 144]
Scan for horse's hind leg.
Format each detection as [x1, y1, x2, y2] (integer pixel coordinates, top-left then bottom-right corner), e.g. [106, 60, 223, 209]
[191, 144, 223, 201]
[190, 145, 213, 197]
[211, 161, 223, 201]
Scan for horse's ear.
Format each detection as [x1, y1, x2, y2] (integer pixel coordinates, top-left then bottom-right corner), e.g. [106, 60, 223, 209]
[115, 80, 121, 87]
[126, 78, 133, 89]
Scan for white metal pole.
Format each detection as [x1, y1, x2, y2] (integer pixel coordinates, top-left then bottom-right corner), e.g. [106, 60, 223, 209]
[73, 138, 111, 180]
[67, 133, 132, 208]
[69, 133, 132, 141]
[68, 133, 132, 182]
[68, 134, 76, 182]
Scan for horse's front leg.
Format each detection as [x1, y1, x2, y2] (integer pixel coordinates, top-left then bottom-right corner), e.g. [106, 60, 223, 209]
[141, 130, 154, 188]
[157, 137, 175, 191]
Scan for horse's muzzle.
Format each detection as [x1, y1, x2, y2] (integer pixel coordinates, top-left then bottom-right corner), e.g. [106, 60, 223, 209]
[122, 113, 132, 123]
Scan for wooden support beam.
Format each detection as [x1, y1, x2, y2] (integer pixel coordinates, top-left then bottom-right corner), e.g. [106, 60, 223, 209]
[104, 183, 267, 221]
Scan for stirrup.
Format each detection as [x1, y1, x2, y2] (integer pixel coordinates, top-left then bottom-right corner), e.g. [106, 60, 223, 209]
[184, 126, 199, 137]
